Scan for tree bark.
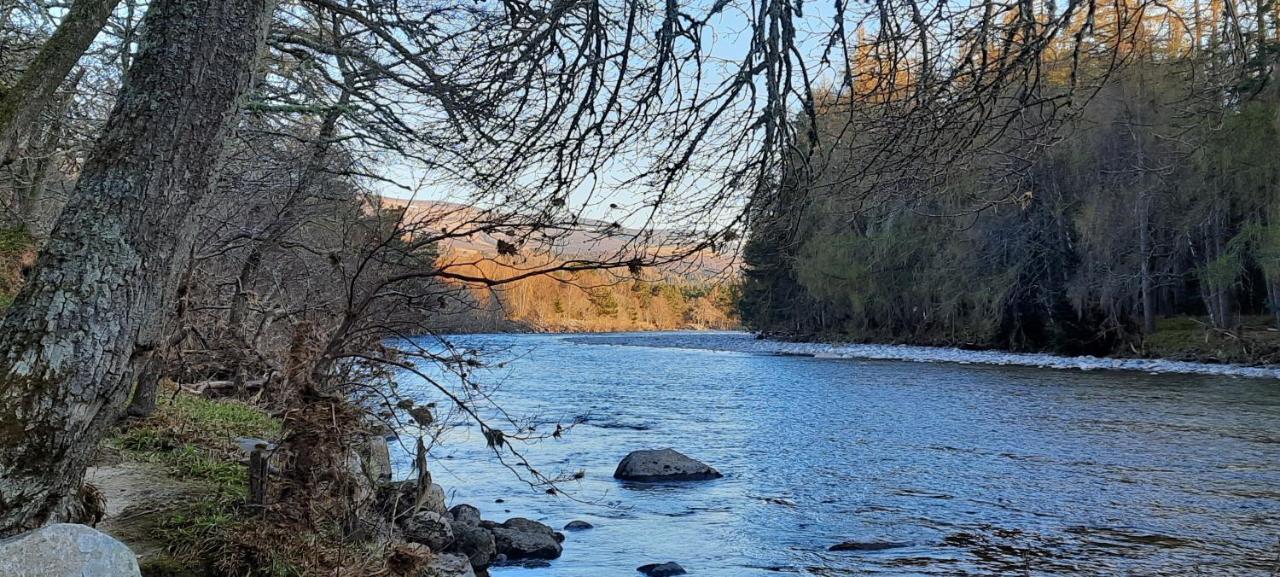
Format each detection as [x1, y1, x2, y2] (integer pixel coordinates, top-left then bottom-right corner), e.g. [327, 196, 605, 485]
[0, 0, 121, 164]
[0, 0, 275, 536]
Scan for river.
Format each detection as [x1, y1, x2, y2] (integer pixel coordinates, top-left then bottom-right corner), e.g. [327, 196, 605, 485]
[390, 332, 1280, 576]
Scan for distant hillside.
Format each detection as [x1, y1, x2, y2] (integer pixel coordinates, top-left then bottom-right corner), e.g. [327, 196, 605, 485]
[380, 197, 737, 278]
[381, 197, 740, 332]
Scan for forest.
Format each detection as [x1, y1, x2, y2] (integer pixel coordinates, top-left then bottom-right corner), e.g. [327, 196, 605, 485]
[740, 2, 1280, 363]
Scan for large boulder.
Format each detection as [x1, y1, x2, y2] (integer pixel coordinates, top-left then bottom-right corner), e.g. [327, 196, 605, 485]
[0, 523, 141, 577]
[613, 449, 722, 481]
[448, 505, 496, 568]
[485, 518, 563, 560]
[401, 510, 454, 552]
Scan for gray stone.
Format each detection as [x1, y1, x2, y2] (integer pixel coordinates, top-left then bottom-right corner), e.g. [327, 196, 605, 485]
[420, 552, 476, 577]
[234, 437, 275, 456]
[449, 503, 482, 527]
[828, 540, 908, 552]
[488, 518, 563, 560]
[563, 520, 593, 531]
[345, 451, 376, 506]
[449, 523, 497, 568]
[357, 435, 392, 485]
[638, 562, 687, 576]
[613, 449, 722, 481]
[421, 483, 448, 514]
[384, 480, 449, 517]
[400, 510, 454, 552]
[0, 523, 141, 577]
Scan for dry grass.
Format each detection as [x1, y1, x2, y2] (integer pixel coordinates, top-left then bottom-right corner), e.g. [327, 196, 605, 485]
[105, 390, 394, 577]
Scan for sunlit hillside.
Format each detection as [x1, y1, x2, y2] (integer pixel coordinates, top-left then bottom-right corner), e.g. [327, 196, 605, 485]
[382, 198, 740, 331]
[439, 250, 739, 332]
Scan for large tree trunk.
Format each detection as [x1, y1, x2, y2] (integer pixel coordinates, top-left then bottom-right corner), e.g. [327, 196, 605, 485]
[0, 0, 121, 163]
[0, 0, 275, 536]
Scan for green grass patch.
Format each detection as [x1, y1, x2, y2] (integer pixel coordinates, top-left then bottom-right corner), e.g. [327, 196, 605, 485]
[108, 391, 284, 576]
[0, 227, 32, 254]
[0, 227, 34, 310]
[1143, 315, 1280, 364]
[112, 391, 279, 454]
[109, 392, 277, 490]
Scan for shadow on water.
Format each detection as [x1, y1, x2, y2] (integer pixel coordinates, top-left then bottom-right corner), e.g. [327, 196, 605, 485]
[393, 332, 1280, 576]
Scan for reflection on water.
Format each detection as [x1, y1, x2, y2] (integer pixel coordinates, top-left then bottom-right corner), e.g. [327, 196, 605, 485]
[392, 332, 1280, 576]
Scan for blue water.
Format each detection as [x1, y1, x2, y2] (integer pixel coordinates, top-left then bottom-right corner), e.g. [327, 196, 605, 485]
[390, 332, 1280, 576]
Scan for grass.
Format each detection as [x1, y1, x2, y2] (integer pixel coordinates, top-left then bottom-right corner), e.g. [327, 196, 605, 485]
[0, 226, 32, 253]
[1143, 315, 1280, 364]
[113, 390, 277, 453]
[105, 389, 283, 577]
[0, 226, 34, 309]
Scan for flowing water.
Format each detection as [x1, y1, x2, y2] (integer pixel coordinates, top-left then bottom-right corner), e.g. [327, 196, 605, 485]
[390, 332, 1280, 576]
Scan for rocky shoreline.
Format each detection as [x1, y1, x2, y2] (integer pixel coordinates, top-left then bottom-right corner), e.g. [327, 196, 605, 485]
[384, 447, 722, 576]
[382, 477, 567, 576]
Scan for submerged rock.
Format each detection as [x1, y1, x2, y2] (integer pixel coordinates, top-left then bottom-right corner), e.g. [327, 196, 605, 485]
[828, 540, 908, 552]
[0, 523, 141, 577]
[493, 558, 552, 568]
[486, 518, 563, 560]
[614, 448, 722, 481]
[563, 520, 593, 531]
[637, 561, 687, 576]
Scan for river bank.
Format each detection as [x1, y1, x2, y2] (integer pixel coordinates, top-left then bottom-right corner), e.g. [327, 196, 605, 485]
[568, 331, 1280, 379]
[88, 385, 572, 577]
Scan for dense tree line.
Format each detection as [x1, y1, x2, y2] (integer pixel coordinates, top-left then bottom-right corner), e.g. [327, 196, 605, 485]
[741, 1, 1280, 359]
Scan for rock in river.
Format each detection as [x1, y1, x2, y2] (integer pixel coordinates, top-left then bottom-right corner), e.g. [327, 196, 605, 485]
[614, 448, 722, 481]
[485, 517, 564, 560]
[638, 561, 687, 576]
[563, 520, 593, 531]
[828, 540, 908, 552]
[450, 503, 483, 527]
[448, 505, 497, 568]
[0, 523, 141, 577]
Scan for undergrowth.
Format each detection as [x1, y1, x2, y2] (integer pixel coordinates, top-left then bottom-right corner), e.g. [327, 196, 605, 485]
[0, 226, 34, 309]
[107, 389, 287, 576]
[1143, 315, 1280, 364]
[108, 390, 391, 577]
